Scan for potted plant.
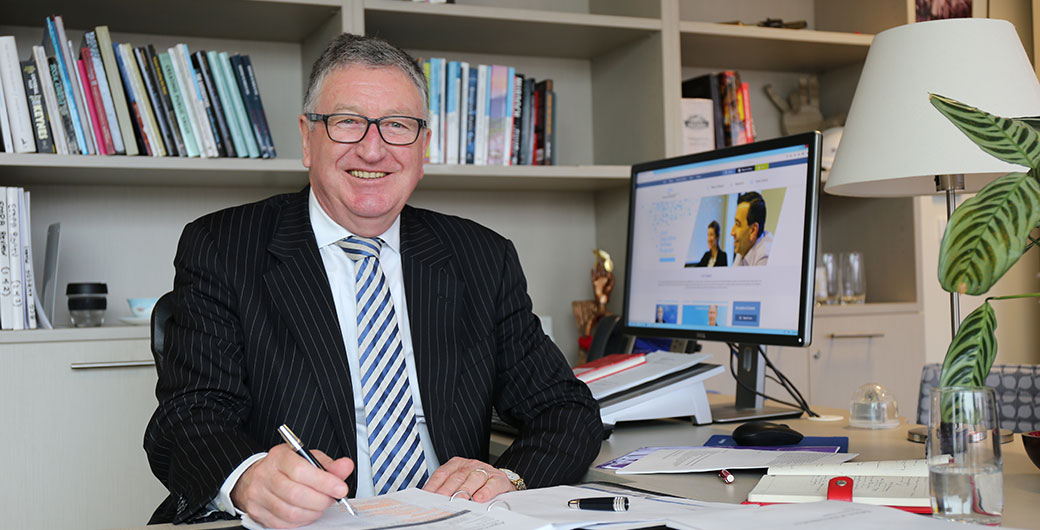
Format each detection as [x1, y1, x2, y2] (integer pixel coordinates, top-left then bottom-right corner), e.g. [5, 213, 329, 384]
[929, 94, 1040, 389]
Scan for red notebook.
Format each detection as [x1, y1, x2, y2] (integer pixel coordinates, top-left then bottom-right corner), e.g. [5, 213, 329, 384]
[573, 353, 647, 383]
[744, 472, 932, 514]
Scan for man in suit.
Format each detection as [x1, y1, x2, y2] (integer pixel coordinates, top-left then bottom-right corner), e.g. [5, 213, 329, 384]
[144, 33, 601, 528]
[731, 191, 772, 267]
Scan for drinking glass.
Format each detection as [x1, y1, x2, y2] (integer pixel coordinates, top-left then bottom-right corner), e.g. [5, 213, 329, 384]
[927, 386, 1003, 525]
[839, 251, 865, 304]
[821, 252, 840, 305]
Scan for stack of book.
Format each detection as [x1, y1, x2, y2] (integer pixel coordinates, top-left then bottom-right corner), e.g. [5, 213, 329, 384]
[421, 58, 556, 166]
[681, 70, 755, 154]
[0, 16, 276, 158]
[0, 187, 39, 330]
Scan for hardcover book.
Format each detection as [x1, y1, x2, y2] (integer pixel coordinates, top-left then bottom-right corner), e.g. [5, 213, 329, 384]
[206, 50, 246, 158]
[193, 51, 235, 157]
[95, 26, 137, 155]
[31, 46, 67, 154]
[149, 45, 186, 157]
[158, 52, 199, 157]
[746, 459, 931, 512]
[487, 64, 510, 165]
[216, 51, 259, 158]
[19, 60, 54, 154]
[46, 56, 79, 154]
[84, 32, 125, 154]
[79, 51, 114, 155]
[44, 17, 88, 154]
[240, 55, 276, 157]
[54, 16, 96, 154]
[681, 73, 724, 149]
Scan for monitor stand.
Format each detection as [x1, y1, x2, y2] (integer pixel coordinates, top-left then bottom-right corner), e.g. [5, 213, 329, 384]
[710, 343, 803, 423]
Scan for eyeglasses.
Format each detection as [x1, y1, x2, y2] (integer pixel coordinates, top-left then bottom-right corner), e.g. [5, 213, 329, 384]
[305, 112, 427, 146]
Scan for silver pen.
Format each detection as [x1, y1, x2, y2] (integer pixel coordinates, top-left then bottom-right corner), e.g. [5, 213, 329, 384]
[276, 424, 357, 516]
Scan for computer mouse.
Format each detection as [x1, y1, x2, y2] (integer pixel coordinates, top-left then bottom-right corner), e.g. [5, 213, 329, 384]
[731, 421, 804, 446]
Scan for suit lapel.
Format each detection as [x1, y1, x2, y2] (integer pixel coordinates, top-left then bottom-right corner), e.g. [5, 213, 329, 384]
[399, 207, 464, 460]
[263, 190, 358, 486]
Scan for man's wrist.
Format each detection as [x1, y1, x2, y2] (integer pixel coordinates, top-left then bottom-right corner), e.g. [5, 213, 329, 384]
[217, 452, 267, 515]
[498, 468, 525, 491]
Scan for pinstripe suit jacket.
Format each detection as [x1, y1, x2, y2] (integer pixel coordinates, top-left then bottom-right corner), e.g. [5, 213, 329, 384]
[143, 188, 602, 523]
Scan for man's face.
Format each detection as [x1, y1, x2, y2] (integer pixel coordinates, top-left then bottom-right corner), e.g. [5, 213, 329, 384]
[731, 202, 756, 257]
[708, 305, 718, 326]
[300, 65, 431, 236]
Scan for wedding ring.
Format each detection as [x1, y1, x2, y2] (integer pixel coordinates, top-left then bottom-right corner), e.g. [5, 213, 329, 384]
[450, 489, 472, 501]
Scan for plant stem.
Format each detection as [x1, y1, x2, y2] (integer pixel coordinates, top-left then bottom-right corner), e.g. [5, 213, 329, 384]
[987, 292, 1040, 303]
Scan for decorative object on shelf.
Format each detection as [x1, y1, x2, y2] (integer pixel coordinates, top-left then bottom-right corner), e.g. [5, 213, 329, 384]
[764, 76, 843, 136]
[66, 282, 106, 327]
[127, 297, 158, 318]
[825, 19, 1040, 389]
[572, 249, 614, 363]
[848, 382, 899, 429]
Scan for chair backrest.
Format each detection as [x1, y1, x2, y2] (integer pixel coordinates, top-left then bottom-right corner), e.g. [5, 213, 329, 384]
[150, 291, 176, 376]
[917, 363, 1040, 432]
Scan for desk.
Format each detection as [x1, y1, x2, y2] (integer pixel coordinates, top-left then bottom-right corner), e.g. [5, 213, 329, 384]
[490, 401, 1040, 529]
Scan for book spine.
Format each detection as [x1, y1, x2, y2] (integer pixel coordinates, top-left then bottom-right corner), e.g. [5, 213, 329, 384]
[21, 191, 36, 329]
[0, 188, 9, 329]
[47, 57, 80, 154]
[241, 55, 275, 157]
[207, 50, 246, 158]
[741, 81, 755, 143]
[547, 86, 555, 165]
[134, 46, 175, 156]
[189, 55, 225, 157]
[427, 57, 442, 164]
[32, 46, 67, 154]
[458, 62, 469, 165]
[475, 64, 490, 165]
[6, 187, 23, 330]
[95, 26, 138, 155]
[85, 32, 125, 154]
[510, 73, 522, 166]
[113, 43, 153, 156]
[464, 66, 477, 165]
[193, 51, 234, 157]
[519, 78, 534, 165]
[123, 44, 164, 156]
[487, 65, 508, 165]
[445, 60, 460, 165]
[229, 54, 263, 159]
[0, 37, 36, 153]
[0, 71, 12, 152]
[170, 46, 211, 157]
[20, 60, 54, 154]
[150, 45, 186, 157]
[45, 17, 88, 154]
[159, 53, 199, 158]
[77, 58, 107, 155]
[65, 38, 97, 154]
[421, 59, 429, 162]
[502, 66, 515, 166]
[533, 80, 547, 165]
[217, 52, 258, 158]
[176, 44, 216, 157]
[80, 52, 114, 155]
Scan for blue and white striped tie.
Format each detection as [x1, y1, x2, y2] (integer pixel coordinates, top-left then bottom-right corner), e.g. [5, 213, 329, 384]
[338, 236, 428, 494]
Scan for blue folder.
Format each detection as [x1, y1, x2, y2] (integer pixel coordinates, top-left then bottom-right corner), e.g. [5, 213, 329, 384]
[703, 434, 850, 453]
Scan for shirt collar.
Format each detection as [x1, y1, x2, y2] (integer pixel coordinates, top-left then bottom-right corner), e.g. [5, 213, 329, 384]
[308, 188, 401, 254]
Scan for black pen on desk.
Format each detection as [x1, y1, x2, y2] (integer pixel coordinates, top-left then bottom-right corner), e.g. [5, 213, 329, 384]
[568, 496, 629, 512]
[276, 424, 357, 516]
[717, 468, 735, 484]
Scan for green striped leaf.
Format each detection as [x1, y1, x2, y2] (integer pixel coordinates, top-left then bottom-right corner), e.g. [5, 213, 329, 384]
[938, 170, 1040, 295]
[939, 301, 997, 388]
[930, 94, 1040, 167]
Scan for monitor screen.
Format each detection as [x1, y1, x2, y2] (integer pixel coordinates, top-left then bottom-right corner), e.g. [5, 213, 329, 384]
[621, 132, 821, 349]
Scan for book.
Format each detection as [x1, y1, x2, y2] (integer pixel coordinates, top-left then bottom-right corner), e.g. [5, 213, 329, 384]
[458, 62, 470, 165]
[474, 64, 489, 165]
[54, 16, 97, 154]
[239, 55, 275, 157]
[20, 59, 55, 154]
[510, 73, 523, 165]
[44, 17, 88, 154]
[228, 54, 268, 158]
[216, 51, 259, 158]
[518, 77, 534, 165]
[463, 64, 477, 164]
[680, 98, 714, 155]
[741, 81, 755, 142]
[120, 43, 164, 156]
[426, 57, 443, 163]
[158, 53, 198, 157]
[135, 46, 176, 156]
[445, 60, 460, 165]
[83, 32, 125, 154]
[112, 43, 152, 156]
[487, 64, 510, 165]
[173, 44, 216, 157]
[681, 73, 725, 150]
[94, 26, 137, 155]
[149, 45, 186, 157]
[79, 53, 112, 155]
[718, 70, 748, 146]
[46, 56, 79, 154]
[207, 50, 246, 158]
[533, 79, 549, 164]
[0, 189, 8, 328]
[6, 187, 24, 330]
[746, 459, 931, 511]
[20, 191, 36, 329]
[573, 353, 647, 384]
[32, 46, 67, 154]
[192, 50, 234, 157]
[0, 36, 36, 153]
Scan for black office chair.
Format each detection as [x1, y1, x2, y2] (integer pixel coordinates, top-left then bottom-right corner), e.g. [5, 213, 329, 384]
[150, 291, 176, 377]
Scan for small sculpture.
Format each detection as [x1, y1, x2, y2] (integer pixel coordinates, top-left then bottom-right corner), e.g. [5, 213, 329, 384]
[572, 249, 615, 362]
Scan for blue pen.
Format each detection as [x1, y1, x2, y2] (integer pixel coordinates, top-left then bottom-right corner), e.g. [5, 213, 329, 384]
[277, 424, 357, 516]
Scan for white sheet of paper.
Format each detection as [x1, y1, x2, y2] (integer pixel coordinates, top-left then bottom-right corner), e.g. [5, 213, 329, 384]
[614, 447, 857, 474]
[585, 351, 709, 400]
[767, 458, 929, 477]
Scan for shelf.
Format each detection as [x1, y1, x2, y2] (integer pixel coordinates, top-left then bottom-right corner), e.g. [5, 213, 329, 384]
[0, 154, 629, 191]
[364, 0, 661, 59]
[679, 22, 873, 71]
[814, 302, 921, 318]
[0, 325, 148, 345]
[3, 0, 341, 43]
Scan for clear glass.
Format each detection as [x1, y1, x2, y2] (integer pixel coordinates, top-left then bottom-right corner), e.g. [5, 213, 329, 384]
[849, 382, 900, 429]
[70, 309, 105, 327]
[821, 252, 840, 305]
[840, 251, 865, 304]
[927, 386, 1003, 524]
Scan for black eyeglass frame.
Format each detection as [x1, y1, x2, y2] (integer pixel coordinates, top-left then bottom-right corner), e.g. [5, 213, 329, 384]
[305, 112, 428, 146]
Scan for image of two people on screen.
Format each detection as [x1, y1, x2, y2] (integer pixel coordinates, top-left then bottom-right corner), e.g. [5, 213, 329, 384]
[685, 189, 783, 268]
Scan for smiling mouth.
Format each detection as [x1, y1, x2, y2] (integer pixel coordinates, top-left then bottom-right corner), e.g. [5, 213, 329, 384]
[348, 169, 389, 179]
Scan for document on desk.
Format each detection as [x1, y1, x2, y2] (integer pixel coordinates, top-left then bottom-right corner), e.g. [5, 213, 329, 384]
[613, 447, 857, 474]
[585, 351, 709, 400]
[240, 488, 552, 530]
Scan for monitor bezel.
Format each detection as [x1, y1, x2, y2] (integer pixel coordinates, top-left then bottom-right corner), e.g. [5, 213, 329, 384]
[620, 131, 821, 348]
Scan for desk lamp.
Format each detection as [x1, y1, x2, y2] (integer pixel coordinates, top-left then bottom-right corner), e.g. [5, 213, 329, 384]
[825, 18, 1040, 336]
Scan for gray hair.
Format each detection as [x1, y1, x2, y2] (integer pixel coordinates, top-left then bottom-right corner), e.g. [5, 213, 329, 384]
[303, 33, 428, 118]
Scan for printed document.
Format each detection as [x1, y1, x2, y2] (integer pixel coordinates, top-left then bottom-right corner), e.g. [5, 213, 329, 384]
[614, 446, 856, 474]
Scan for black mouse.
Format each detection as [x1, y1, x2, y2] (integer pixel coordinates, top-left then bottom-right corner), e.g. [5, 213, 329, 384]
[731, 421, 804, 446]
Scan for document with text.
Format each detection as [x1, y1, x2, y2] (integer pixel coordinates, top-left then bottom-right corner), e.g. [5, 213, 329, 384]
[614, 446, 857, 474]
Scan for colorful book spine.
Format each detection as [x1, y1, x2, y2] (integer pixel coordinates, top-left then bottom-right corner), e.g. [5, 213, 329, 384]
[487, 65, 509, 165]
[0, 36, 37, 153]
[510, 73, 522, 166]
[134, 46, 175, 156]
[207, 50, 246, 158]
[95, 26, 137, 155]
[46, 57, 79, 154]
[113, 43, 153, 156]
[55, 17, 97, 154]
[216, 51, 259, 158]
[171, 45, 215, 157]
[32, 46, 67, 154]
[149, 45, 186, 157]
[122, 43, 164, 156]
[19, 60, 54, 154]
[79, 53, 113, 155]
[458, 62, 469, 165]
[158, 52, 200, 158]
[445, 60, 460, 165]
[427, 57, 443, 164]
[741, 81, 755, 143]
[502, 66, 515, 166]
[84, 32, 125, 154]
[45, 17, 88, 154]
[475, 64, 489, 165]
[519, 77, 535, 165]
[464, 65, 478, 165]
[192, 51, 234, 157]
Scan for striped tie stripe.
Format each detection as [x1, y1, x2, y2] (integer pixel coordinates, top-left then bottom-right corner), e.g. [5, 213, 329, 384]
[337, 236, 428, 494]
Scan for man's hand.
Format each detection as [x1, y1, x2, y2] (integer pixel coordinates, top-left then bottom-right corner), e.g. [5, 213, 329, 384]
[422, 457, 515, 503]
[231, 444, 355, 529]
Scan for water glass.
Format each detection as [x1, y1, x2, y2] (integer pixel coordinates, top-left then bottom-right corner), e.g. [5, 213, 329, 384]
[839, 251, 865, 304]
[927, 386, 1003, 525]
[820, 252, 840, 305]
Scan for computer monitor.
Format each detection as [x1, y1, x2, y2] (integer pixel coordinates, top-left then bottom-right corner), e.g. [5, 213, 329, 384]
[621, 131, 821, 422]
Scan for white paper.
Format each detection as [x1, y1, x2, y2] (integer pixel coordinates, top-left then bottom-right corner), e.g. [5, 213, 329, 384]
[241, 488, 551, 530]
[681, 98, 715, 155]
[748, 474, 930, 506]
[586, 351, 709, 400]
[614, 447, 857, 474]
[767, 459, 928, 477]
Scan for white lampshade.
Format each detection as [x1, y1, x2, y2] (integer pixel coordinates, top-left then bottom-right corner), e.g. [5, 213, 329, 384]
[826, 18, 1040, 197]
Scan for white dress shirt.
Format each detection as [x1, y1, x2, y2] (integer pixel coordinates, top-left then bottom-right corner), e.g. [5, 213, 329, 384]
[211, 190, 440, 515]
[733, 230, 773, 267]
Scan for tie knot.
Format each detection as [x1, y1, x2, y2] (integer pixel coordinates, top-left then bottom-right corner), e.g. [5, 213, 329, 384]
[337, 236, 382, 262]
